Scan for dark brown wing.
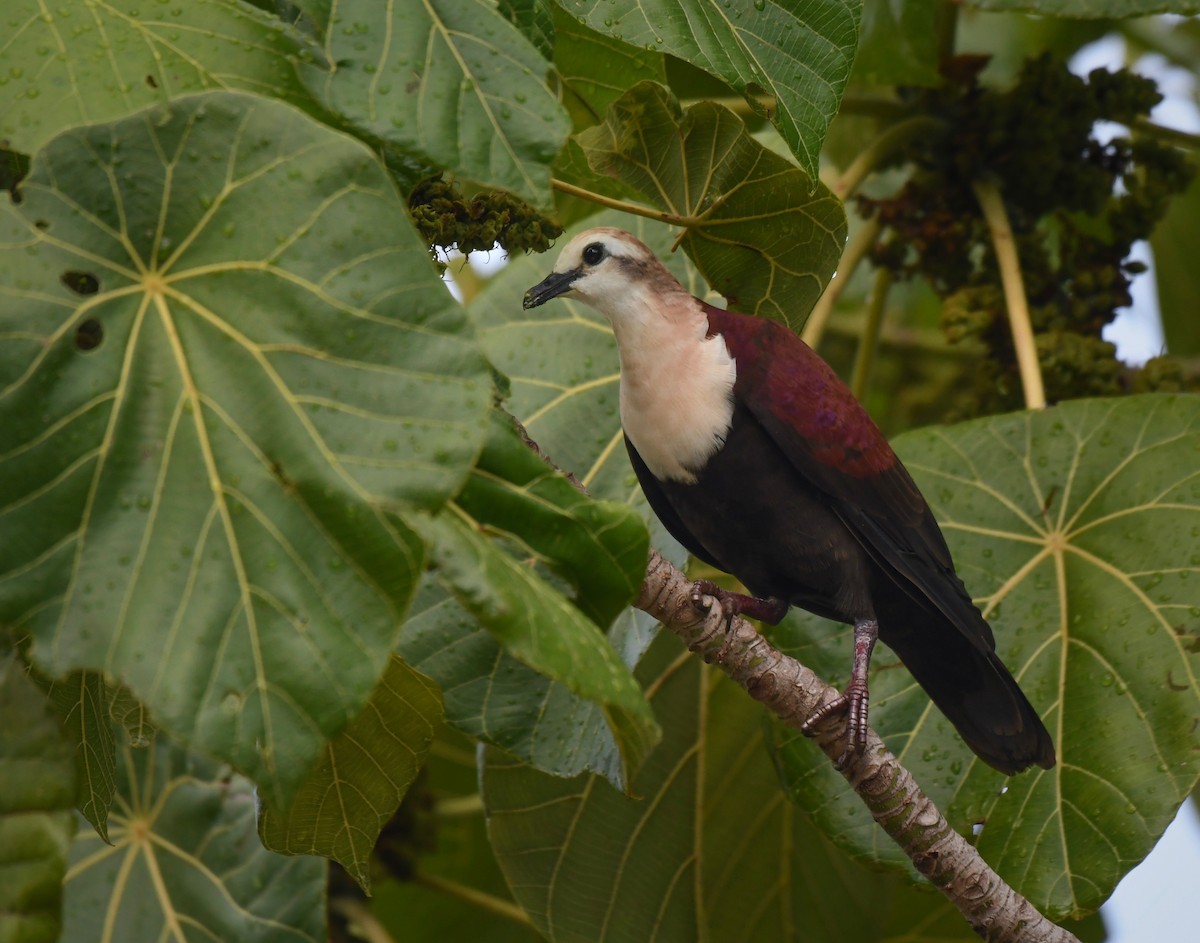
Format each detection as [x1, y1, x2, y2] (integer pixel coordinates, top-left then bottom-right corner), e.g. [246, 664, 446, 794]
[705, 304, 994, 653]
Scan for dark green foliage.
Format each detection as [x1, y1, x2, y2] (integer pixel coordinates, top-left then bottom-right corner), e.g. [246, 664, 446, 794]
[860, 55, 1197, 417]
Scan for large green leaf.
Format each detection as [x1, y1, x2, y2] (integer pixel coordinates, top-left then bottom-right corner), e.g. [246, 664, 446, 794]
[0, 0, 318, 154]
[418, 511, 659, 788]
[552, 8, 665, 130]
[556, 0, 862, 179]
[0, 91, 491, 809]
[308, 0, 571, 208]
[772, 394, 1200, 919]
[0, 656, 77, 943]
[63, 737, 326, 943]
[484, 632, 990, 943]
[455, 409, 649, 629]
[258, 654, 443, 893]
[576, 82, 846, 326]
[400, 575, 628, 786]
[969, 0, 1200, 15]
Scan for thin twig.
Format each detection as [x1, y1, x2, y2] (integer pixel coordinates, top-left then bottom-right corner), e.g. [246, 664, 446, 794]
[851, 267, 893, 401]
[801, 217, 881, 350]
[637, 549, 1079, 943]
[972, 179, 1046, 410]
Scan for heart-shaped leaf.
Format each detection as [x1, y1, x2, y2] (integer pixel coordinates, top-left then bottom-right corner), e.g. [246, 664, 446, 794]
[556, 0, 862, 179]
[0, 90, 491, 809]
[258, 654, 443, 893]
[771, 394, 1200, 918]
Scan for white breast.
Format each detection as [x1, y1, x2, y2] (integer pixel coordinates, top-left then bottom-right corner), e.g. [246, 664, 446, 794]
[614, 299, 737, 484]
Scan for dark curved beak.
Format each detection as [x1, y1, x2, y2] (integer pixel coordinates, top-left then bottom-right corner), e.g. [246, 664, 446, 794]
[523, 270, 579, 309]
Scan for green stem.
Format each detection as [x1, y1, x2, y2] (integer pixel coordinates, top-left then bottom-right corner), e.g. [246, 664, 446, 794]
[972, 179, 1046, 410]
[551, 179, 699, 227]
[801, 217, 881, 350]
[680, 95, 767, 119]
[436, 794, 484, 817]
[415, 873, 535, 926]
[834, 115, 943, 200]
[1133, 117, 1200, 150]
[851, 267, 893, 401]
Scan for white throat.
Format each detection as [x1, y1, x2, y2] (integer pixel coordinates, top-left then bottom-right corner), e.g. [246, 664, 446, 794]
[604, 289, 736, 484]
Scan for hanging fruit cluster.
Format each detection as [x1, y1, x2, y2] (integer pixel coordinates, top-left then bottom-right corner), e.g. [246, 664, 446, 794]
[860, 54, 1196, 417]
[408, 174, 562, 266]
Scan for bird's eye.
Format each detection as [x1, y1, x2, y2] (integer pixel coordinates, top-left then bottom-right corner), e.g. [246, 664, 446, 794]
[582, 243, 606, 266]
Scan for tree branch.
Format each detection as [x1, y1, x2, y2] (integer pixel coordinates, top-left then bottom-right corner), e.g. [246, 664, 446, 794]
[637, 548, 1078, 943]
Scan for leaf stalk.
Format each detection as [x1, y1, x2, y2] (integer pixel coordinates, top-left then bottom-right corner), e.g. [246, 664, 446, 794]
[551, 179, 701, 228]
[972, 179, 1047, 410]
[851, 266, 893, 401]
[801, 217, 881, 349]
[834, 115, 943, 200]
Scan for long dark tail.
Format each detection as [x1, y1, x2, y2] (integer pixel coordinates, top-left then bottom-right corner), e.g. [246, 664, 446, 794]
[881, 615, 1056, 775]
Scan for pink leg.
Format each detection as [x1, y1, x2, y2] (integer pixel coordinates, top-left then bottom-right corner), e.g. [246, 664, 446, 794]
[801, 618, 879, 765]
[691, 579, 790, 627]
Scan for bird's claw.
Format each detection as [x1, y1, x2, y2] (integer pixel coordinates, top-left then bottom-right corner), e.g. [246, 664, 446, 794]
[690, 579, 737, 633]
[689, 581, 788, 634]
[801, 682, 870, 768]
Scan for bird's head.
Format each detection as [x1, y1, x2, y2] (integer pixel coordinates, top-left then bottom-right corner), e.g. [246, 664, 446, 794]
[522, 228, 678, 318]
